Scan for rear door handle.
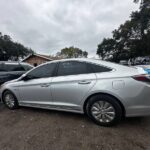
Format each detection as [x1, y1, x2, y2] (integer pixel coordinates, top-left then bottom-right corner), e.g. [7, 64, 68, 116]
[78, 80, 91, 84]
[40, 84, 50, 87]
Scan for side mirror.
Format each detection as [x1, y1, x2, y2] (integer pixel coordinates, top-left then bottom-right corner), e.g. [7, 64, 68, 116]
[21, 74, 30, 81]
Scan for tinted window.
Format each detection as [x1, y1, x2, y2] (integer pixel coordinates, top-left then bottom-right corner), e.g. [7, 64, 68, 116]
[0, 64, 5, 71]
[27, 63, 57, 79]
[57, 61, 91, 76]
[90, 63, 112, 73]
[4, 64, 25, 71]
[21, 64, 33, 71]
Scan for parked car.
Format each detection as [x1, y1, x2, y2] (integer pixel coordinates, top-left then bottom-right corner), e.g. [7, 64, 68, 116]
[0, 61, 33, 85]
[134, 65, 150, 75]
[0, 58, 150, 126]
[119, 60, 128, 66]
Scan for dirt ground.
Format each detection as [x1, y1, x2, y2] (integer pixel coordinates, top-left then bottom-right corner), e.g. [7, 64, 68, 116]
[0, 104, 150, 150]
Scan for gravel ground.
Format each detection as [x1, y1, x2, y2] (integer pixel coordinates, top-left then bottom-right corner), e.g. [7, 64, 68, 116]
[0, 104, 150, 150]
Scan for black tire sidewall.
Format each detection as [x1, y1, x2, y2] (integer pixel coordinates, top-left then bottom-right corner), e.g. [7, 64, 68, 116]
[86, 94, 122, 126]
[3, 90, 19, 110]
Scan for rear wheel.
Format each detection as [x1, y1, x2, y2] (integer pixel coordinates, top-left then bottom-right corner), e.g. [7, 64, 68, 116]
[3, 90, 19, 109]
[86, 94, 123, 126]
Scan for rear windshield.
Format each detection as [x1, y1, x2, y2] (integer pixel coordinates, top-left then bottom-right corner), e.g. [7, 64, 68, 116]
[21, 64, 33, 71]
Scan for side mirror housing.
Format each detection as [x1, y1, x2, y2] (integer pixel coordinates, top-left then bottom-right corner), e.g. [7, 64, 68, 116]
[21, 74, 30, 81]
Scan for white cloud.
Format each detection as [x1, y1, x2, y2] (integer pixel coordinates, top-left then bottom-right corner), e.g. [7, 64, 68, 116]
[0, 0, 139, 57]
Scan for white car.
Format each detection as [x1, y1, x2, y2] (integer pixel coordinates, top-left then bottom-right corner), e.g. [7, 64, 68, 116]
[1, 58, 150, 126]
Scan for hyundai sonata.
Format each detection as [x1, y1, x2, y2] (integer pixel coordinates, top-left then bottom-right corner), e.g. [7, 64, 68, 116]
[0, 58, 149, 126]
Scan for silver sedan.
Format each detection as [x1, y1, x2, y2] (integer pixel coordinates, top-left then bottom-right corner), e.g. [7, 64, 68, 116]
[0, 58, 150, 126]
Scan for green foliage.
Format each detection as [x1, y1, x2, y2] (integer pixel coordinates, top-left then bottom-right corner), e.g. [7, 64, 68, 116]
[97, 38, 116, 60]
[57, 46, 88, 58]
[97, 0, 150, 62]
[0, 32, 34, 61]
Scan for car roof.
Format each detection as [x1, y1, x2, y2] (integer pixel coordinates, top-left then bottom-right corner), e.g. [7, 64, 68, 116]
[47, 58, 130, 69]
[43, 58, 142, 76]
[0, 61, 29, 65]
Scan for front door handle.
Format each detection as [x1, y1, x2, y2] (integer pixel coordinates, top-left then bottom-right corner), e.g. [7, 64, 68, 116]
[78, 80, 91, 84]
[40, 84, 50, 87]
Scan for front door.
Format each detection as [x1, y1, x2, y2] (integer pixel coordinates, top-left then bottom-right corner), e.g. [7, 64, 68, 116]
[17, 62, 57, 107]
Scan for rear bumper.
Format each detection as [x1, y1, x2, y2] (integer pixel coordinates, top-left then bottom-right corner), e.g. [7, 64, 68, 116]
[119, 80, 150, 117]
[126, 107, 150, 117]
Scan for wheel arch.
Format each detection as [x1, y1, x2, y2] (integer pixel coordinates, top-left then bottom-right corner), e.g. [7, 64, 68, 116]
[83, 92, 126, 117]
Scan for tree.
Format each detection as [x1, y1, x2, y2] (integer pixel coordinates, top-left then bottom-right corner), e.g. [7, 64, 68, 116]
[97, 38, 116, 60]
[97, 0, 150, 62]
[0, 32, 34, 61]
[57, 46, 88, 58]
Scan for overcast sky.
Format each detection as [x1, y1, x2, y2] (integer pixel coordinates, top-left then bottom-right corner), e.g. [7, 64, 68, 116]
[0, 0, 139, 57]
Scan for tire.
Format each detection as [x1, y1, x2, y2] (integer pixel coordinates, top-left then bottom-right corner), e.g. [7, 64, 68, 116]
[86, 94, 123, 127]
[2, 90, 19, 110]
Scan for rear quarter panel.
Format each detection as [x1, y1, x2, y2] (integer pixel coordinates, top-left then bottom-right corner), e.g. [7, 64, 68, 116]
[81, 71, 150, 117]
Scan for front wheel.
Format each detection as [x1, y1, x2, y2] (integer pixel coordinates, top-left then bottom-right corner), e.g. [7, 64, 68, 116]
[86, 94, 123, 126]
[3, 90, 19, 109]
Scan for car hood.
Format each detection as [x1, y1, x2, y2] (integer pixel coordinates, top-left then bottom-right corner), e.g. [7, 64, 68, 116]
[0, 78, 20, 88]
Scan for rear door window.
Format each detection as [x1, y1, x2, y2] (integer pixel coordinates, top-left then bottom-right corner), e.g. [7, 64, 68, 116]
[57, 61, 92, 76]
[4, 64, 25, 71]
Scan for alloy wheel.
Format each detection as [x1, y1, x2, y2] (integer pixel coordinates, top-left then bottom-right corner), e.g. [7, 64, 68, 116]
[4, 93, 15, 108]
[91, 100, 116, 123]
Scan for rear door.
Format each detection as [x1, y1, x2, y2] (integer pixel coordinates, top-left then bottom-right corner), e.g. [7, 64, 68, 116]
[51, 61, 97, 110]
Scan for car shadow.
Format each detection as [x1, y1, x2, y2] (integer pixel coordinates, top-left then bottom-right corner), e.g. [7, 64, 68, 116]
[21, 106, 87, 119]
[20, 106, 150, 127]
[1, 103, 150, 127]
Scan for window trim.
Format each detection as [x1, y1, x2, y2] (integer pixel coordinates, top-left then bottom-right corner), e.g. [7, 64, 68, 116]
[51, 62, 59, 77]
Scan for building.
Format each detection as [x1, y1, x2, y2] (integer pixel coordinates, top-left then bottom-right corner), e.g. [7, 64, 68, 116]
[22, 54, 53, 66]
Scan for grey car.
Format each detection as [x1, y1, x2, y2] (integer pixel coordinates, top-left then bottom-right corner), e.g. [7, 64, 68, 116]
[0, 61, 33, 85]
[0, 58, 150, 126]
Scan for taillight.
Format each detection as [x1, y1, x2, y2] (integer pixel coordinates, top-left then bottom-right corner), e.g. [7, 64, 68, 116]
[132, 74, 150, 82]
